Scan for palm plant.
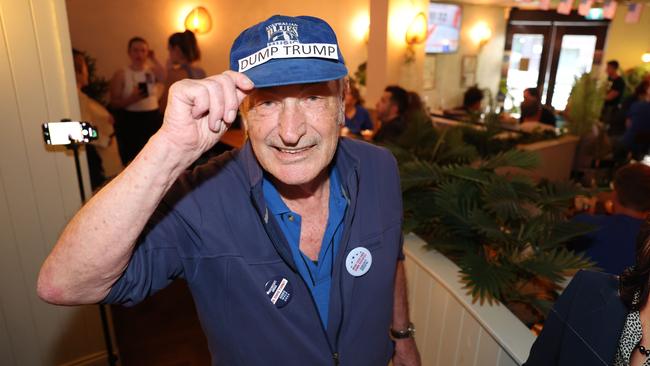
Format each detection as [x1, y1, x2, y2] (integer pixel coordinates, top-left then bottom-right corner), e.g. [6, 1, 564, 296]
[390, 125, 594, 323]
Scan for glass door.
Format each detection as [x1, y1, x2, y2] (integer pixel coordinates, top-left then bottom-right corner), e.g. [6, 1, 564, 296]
[504, 25, 552, 111]
[503, 10, 610, 112]
[545, 26, 608, 110]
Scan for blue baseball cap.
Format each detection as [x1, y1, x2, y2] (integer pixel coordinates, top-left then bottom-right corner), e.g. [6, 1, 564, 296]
[230, 15, 348, 88]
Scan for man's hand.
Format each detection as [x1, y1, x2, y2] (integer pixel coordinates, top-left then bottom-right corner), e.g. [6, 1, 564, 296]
[392, 338, 421, 366]
[158, 71, 254, 166]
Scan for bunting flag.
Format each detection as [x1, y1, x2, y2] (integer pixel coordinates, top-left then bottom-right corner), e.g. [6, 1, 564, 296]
[603, 0, 618, 19]
[625, 3, 644, 23]
[557, 0, 574, 15]
[578, 0, 594, 15]
[539, 0, 551, 10]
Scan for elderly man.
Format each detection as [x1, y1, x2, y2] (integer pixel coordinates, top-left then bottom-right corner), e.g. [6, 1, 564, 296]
[37, 15, 420, 366]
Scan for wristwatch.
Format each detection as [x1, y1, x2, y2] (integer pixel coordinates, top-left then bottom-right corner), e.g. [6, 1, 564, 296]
[390, 322, 415, 339]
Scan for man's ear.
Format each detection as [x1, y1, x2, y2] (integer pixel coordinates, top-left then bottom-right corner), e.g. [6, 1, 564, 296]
[341, 77, 350, 100]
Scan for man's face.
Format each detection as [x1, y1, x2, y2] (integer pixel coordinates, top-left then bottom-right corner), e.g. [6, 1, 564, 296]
[523, 90, 534, 102]
[606, 65, 616, 77]
[244, 80, 344, 186]
[375, 91, 394, 122]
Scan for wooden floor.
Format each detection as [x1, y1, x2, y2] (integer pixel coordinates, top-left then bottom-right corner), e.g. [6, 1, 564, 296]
[110, 280, 211, 366]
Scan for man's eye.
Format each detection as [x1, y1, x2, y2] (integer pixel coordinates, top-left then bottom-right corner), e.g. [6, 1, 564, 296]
[305, 96, 321, 102]
[258, 100, 276, 107]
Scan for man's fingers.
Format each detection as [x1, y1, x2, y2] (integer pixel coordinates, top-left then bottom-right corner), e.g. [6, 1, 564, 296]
[203, 79, 226, 131]
[222, 71, 254, 104]
[167, 71, 253, 131]
[168, 80, 210, 120]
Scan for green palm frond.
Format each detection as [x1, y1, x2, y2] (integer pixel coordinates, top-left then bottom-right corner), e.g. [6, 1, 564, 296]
[520, 247, 594, 283]
[400, 160, 444, 190]
[481, 149, 540, 171]
[458, 252, 517, 304]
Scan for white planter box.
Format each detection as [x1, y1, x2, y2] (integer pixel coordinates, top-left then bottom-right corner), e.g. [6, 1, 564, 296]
[403, 234, 536, 366]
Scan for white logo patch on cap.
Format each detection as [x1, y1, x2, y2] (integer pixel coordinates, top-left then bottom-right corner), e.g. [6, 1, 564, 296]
[238, 44, 339, 72]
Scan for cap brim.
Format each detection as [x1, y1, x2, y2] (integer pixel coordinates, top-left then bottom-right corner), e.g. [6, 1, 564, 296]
[243, 58, 348, 88]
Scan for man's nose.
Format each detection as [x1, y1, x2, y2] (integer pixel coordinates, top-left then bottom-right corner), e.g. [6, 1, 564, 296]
[278, 101, 307, 145]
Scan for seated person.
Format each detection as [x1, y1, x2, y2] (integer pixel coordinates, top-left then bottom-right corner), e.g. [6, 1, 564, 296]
[343, 82, 373, 136]
[373, 85, 409, 144]
[445, 86, 484, 118]
[570, 163, 650, 275]
[525, 221, 650, 365]
[519, 99, 555, 133]
[519, 87, 556, 126]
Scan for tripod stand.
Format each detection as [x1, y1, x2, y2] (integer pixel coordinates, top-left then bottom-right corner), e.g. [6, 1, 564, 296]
[65, 141, 118, 366]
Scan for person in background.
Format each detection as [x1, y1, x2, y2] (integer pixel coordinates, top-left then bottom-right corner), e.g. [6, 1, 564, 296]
[570, 163, 650, 275]
[109, 36, 165, 165]
[443, 86, 484, 119]
[603, 60, 626, 133]
[622, 93, 650, 159]
[611, 80, 650, 137]
[160, 30, 206, 113]
[343, 82, 373, 136]
[373, 85, 409, 144]
[38, 15, 420, 366]
[520, 87, 556, 126]
[520, 99, 542, 123]
[525, 219, 650, 366]
[73, 49, 123, 189]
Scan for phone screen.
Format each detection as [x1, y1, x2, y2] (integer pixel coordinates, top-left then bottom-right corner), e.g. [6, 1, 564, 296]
[42, 122, 97, 145]
[138, 82, 149, 97]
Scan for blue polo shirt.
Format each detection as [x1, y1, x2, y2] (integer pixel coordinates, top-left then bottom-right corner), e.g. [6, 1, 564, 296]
[262, 167, 347, 328]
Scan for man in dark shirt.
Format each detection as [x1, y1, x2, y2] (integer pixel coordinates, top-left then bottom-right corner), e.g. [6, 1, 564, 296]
[520, 87, 556, 126]
[603, 60, 626, 132]
[373, 85, 409, 144]
[571, 163, 650, 275]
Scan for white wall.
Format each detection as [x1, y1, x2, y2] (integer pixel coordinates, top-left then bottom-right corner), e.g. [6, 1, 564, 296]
[65, 0, 370, 83]
[422, 4, 507, 110]
[0, 0, 106, 364]
[603, 4, 650, 71]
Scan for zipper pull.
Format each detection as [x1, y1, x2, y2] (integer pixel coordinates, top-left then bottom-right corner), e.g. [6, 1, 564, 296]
[333, 352, 340, 366]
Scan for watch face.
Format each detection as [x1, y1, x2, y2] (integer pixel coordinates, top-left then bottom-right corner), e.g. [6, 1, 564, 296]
[391, 323, 415, 339]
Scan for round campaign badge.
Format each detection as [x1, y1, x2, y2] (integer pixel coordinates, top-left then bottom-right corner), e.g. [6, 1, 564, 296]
[264, 276, 293, 308]
[346, 247, 372, 277]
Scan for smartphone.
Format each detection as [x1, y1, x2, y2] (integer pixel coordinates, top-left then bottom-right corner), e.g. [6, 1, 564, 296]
[137, 82, 149, 97]
[42, 121, 98, 145]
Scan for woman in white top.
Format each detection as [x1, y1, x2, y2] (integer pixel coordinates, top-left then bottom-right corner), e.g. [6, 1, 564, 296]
[73, 49, 123, 189]
[160, 30, 206, 113]
[109, 36, 165, 165]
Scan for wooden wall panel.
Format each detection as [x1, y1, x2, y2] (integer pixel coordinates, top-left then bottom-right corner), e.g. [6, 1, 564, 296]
[404, 236, 534, 366]
[0, 0, 105, 364]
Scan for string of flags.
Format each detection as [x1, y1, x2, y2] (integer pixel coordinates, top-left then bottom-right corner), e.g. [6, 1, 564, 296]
[540, 0, 645, 23]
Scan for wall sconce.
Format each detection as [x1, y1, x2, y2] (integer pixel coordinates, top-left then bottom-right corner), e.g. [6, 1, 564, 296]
[470, 22, 492, 50]
[405, 12, 428, 45]
[185, 6, 212, 34]
[643, 52, 650, 63]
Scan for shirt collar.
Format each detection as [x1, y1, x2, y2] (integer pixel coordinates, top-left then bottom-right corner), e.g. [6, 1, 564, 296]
[262, 165, 346, 216]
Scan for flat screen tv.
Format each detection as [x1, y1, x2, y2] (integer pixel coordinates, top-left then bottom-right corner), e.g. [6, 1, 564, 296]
[425, 2, 462, 54]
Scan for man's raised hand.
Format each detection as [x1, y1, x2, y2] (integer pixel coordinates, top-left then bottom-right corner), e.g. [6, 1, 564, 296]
[158, 71, 254, 165]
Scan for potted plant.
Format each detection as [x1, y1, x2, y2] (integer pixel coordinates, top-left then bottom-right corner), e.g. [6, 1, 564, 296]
[388, 125, 594, 325]
[564, 71, 609, 185]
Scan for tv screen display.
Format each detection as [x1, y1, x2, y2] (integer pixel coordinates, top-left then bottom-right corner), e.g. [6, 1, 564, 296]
[425, 3, 462, 54]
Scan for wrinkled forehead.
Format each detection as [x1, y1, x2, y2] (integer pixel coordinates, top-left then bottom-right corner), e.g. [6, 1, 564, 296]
[253, 80, 340, 98]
